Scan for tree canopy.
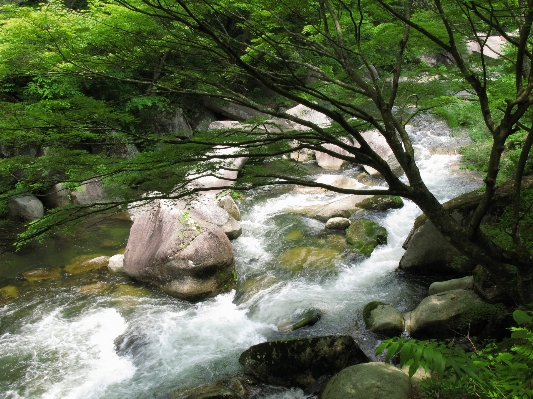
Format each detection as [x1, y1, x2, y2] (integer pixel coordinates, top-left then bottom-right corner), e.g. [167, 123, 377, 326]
[1, 0, 533, 303]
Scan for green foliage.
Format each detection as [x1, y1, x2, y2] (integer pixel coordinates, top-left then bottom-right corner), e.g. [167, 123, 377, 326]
[377, 309, 533, 399]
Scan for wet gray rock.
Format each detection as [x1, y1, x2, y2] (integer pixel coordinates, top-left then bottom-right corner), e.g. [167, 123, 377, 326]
[42, 179, 108, 208]
[409, 289, 483, 339]
[239, 335, 369, 389]
[428, 276, 473, 295]
[319, 362, 411, 399]
[363, 302, 404, 337]
[9, 195, 44, 221]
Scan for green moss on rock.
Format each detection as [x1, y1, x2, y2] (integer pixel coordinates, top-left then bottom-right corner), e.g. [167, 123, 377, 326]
[346, 220, 387, 256]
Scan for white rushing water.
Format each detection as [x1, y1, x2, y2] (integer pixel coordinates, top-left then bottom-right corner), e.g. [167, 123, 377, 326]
[0, 117, 481, 399]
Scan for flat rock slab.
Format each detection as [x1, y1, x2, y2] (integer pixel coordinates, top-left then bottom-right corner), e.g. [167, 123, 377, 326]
[295, 195, 373, 222]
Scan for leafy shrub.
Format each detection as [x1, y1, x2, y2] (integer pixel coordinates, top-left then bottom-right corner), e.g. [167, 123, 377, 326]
[376, 309, 533, 398]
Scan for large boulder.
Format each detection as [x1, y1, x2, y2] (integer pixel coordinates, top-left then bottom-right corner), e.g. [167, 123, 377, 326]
[399, 180, 533, 276]
[319, 362, 411, 399]
[239, 335, 369, 389]
[409, 289, 483, 339]
[123, 199, 236, 301]
[8, 195, 44, 221]
[346, 219, 387, 257]
[363, 301, 404, 337]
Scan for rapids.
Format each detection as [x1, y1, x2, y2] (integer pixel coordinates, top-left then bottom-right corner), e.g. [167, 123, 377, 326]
[0, 116, 481, 398]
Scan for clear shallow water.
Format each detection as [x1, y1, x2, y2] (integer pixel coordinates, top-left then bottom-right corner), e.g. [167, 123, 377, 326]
[0, 117, 482, 399]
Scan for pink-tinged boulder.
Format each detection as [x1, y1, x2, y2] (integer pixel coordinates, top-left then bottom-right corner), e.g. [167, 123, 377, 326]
[123, 199, 236, 301]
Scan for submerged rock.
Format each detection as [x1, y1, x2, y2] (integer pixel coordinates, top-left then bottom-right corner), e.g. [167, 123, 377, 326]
[278, 246, 340, 273]
[319, 362, 411, 399]
[21, 267, 62, 282]
[64, 255, 110, 275]
[0, 285, 19, 301]
[277, 308, 322, 331]
[170, 382, 242, 399]
[363, 301, 404, 337]
[345, 219, 387, 257]
[409, 289, 483, 339]
[78, 282, 111, 295]
[239, 335, 369, 389]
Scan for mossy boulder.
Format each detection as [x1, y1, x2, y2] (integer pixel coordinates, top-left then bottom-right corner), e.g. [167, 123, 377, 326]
[278, 246, 340, 272]
[363, 302, 404, 337]
[277, 308, 322, 331]
[21, 267, 62, 282]
[239, 335, 369, 389]
[473, 265, 513, 304]
[358, 195, 404, 211]
[345, 220, 387, 256]
[319, 362, 411, 399]
[78, 282, 112, 295]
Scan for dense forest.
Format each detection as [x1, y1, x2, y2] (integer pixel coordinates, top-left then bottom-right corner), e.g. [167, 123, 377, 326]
[2, 0, 533, 398]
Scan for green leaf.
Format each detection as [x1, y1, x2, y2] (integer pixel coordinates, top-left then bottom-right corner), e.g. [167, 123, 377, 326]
[513, 310, 533, 325]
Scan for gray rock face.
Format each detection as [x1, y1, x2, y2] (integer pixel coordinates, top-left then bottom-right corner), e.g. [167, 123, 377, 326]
[297, 194, 372, 222]
[319, 362, 411, 399]
[315, 142, 351, 171]
[239, 335, 369, 389]
[217, 195, 241, 221]
[123, 199, 236, 301]
[356, 130, 404, 177]
[428, 276, 474, 295]
[399, 218, 476, 275]
[9, 195, 44, 221]
[409, 289, 483, 339]
[325, 217, 351, 230]
[363, 302, 404, 337]
[43, 179, 108, 208]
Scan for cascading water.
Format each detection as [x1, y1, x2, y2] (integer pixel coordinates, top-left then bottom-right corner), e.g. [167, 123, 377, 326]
[0, 116, 481, 399]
